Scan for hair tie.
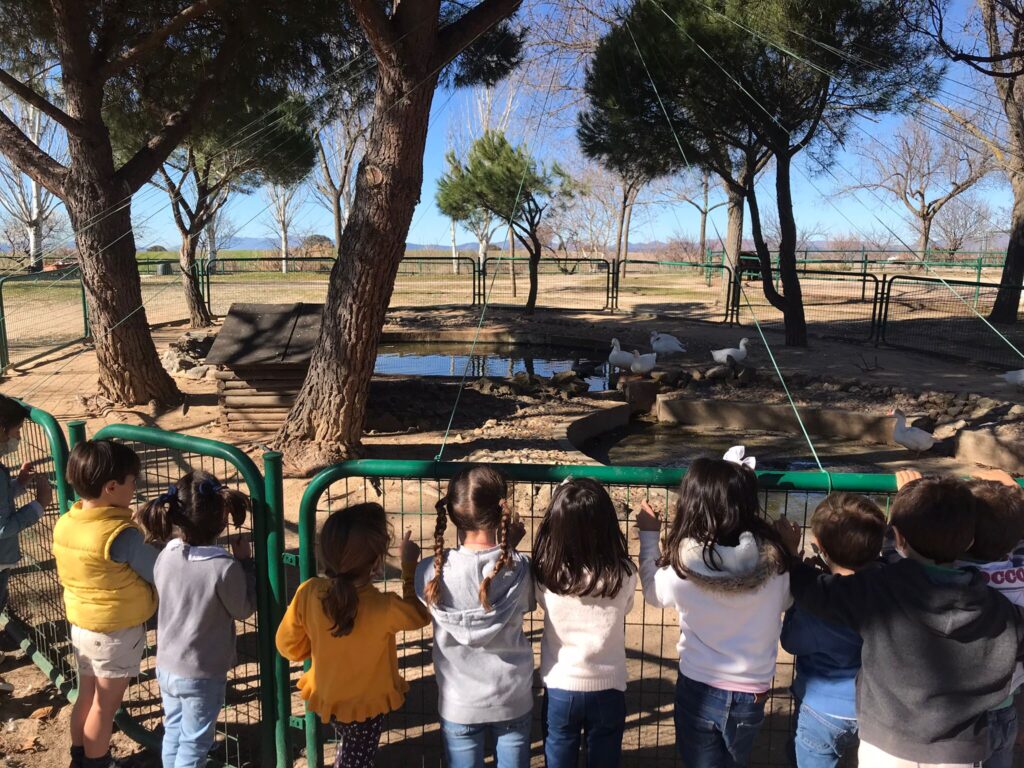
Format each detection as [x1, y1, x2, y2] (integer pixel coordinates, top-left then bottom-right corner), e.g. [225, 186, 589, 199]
[157, 484, 179, 504]
[559, 476, 574, 486]
[722, 445, 756, 470]
[197, 479, 225, 497]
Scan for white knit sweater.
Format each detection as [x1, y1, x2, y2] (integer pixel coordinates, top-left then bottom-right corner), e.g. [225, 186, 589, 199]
[537, 570, 637, 692]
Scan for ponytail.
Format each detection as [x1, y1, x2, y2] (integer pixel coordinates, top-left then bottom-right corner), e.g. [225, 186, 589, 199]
[137, 484, 181, 544]
[137, 472, 251, 546]
[478, 500, 514, 611]
[322, 570, 360, 637]
[423, 497, 450, 607]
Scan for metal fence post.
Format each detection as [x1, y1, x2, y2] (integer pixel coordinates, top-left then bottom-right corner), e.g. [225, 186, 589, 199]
[860, 247, 868, 301]
[0, 279, 9, 370]
[263, 450, 290, 767]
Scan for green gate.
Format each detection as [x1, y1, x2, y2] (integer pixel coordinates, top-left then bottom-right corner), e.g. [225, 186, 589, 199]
[290, 461, 902, 768]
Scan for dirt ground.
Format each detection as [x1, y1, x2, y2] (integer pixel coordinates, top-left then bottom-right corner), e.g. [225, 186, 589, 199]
[1, 306, 1022, 767]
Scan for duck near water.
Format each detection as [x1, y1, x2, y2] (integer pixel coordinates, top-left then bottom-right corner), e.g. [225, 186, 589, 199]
[711, 338, 750, 365]
[609, 338, 635, 370]
[651, 331, 687, 355]
[1000, 369, 1024, 387]
[630, 350, 657, 376]
[890, 409, 936, 454]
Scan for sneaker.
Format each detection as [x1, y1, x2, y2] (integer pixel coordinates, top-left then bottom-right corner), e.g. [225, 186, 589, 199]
[0, 677, 13, 694]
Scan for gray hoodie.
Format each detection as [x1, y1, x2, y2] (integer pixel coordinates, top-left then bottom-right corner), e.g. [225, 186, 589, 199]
[415, 546, 535, 724]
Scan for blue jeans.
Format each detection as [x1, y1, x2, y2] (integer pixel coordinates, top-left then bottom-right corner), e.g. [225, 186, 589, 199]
[157, 668, 226, 768]
[674, 674, 766, 768]
[984, 704, 1018, 768]
[790, 701, 858, 768]
[543, 688, 626, 768]
[441, 712, 532, 768]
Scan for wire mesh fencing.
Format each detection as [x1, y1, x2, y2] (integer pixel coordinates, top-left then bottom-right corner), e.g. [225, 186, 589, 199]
[289, 461, 898, 768]
[881, 276, 1024, 369]
[614, 261, 733, 322]
[204, 258, 336, 316]
[482, 257, 612, 311]
[0, 267, 89, 369]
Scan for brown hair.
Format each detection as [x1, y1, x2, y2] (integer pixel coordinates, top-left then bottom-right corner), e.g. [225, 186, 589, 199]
[319, 503, 391, 637]
[137, 470, 249, 546]
[659, 458, 788, 576]
[67, 439, 141, 499]
[966, 480, 1024, 562]
[533, 478, 635, 598]
[811, 493, 886, 570]
[424, 465, 512, 611]
[0, 396, 29, 432]
[891, 476, 976, 564]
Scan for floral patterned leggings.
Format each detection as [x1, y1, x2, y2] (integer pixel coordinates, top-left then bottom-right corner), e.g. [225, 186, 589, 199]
[333, 714, 384, 768]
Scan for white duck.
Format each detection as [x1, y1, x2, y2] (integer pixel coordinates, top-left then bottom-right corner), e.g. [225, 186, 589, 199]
[609, 338, 635, 370]
[711, 338, 750, 365]
[891, 409, 936, 454]
[999, 369, 1024, 387]
[630, 350, 657, 376]
[651, 330, 687, 355]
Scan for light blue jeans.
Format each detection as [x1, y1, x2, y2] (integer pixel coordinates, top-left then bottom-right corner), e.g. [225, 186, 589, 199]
[790, 701, 858, 768]
[984, 704, 1018, 768]
[157, 668, 226, 768]
[441, 712, 533, 768]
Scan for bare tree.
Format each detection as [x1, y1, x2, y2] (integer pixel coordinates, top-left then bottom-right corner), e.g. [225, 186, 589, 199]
[933, 192, 996, 254]
[263, 183, 306, 273]
[761, 210, 825, 254]
[311, 106, 369, 251]
[198, 205, 239, 270]
[851, 118, 992, 261]
[545, 162, 619, 260]
[657, 169, 728, 261]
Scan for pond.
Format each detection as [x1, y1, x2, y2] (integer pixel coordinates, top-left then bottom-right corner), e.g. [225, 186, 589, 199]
[374, 341, 614, 391]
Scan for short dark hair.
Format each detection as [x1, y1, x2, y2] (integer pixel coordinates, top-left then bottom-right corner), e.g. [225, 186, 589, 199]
[67, 440, 141, 500]
[0, 396, 29, 432]
[811, 493, 886, 570]
[533, 478, 635, 598]
[966, 480, 1024, 562]
[891, 477, 976, 564]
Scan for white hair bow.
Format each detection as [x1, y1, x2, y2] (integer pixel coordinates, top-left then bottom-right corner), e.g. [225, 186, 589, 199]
[722, 445, 756, 470]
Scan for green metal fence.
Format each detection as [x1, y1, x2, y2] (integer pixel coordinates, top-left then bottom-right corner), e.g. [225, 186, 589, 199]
[58, 422, 290, 768]
[289, 460, 907, 768]
[0, 266, 89, 370]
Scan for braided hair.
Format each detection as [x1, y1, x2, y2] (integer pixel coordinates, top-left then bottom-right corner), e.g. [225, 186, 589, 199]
[137, 470, 249, 546]
[423, 465, 513, 612]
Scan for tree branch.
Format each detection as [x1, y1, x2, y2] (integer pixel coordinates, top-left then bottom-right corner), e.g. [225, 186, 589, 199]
[0, 68, 81, 134]
[349, 0, 400, 66]
[0, 111, 66, 198]
[433, 0, 522, 72]
[100, 0, 226, 80]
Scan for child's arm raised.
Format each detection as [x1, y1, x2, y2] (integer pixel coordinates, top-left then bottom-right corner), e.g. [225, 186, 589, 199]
[0, 470, 47, 540]
[275, 580, 313, 662]
[388, 530, 431, 630]
[109, 528, 158, 585]
[636, 501, 671, 609]
[216, 536, 257, 620]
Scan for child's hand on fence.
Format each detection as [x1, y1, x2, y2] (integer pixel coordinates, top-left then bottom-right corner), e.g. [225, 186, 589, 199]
[773, 517, 803, 557]
[230, 535, 252, 561]
[972, 468, 1018, 487]
[895, 469, 923, 491]
[400, 529, 420, 564]
[17, 461, 35, 486]
[635, 501, 662, 532]
[508, 519, 527, 549]
[34, 476, 52, 509]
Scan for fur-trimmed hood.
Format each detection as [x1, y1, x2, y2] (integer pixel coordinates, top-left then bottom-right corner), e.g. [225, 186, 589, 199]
[675, 532, 785, 594]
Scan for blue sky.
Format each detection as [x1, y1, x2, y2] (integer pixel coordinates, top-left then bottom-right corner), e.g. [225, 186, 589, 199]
[130, 2, 1013, 254]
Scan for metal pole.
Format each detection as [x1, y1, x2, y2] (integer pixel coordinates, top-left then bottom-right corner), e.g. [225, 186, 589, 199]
[262, 451, 290, 767]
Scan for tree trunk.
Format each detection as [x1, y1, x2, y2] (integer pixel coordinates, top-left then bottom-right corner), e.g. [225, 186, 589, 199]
[917, 216, 932, 272]
[523, 230, 541, 312]
[28, 179, 43, 271]
[273, 63, 439, 472]
[332, 190, 344, 255]
[65, 176, 178, 404]
[723, 182, 744, 307]
[622, 186, 637, 264]
[280, 226, 288, 274]
[450, 218, 460, 274]
[613, 184, 627, 263]
[179, 233, 213, 327]
[990, 173, 1024, 323]
[774, 153, 807, 346]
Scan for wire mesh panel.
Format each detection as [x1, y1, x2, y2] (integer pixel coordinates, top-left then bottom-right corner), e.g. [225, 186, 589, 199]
[0, 267, 88, 369]
[615, 261, 732, 322]
[205, 258, 335, 316]
[391, 256, 478, 309]
[483, 258, 611, 311]
[735, 270, 880, 343]
[290, 462, 898, 768]
[881, 276, 1024, 369]
[84, 425, 282, 768]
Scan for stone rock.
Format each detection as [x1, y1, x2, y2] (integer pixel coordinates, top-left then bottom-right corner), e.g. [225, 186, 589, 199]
[910, 416, 936, 432]
[651, 369, 682, 387]
[736, 366, 757, 386]
[587, 389, 627, 402]
[473, 377, 496, 395]
[1010, 405, 1024, 418]
[184, 365, 210, 380]
[934, 419, 967, 441]
[976, 397, 1001, 412]
[622, 380, 659, 413]
[690, 369, 703, 382]
[704, 365, 731, 382]
[946, 406, 961, 417]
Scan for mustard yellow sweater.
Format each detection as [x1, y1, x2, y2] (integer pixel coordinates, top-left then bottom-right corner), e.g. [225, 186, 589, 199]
[276, 562, 430, 724]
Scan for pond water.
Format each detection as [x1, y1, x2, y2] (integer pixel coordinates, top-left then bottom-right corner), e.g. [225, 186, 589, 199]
[374, 342, 613, 391]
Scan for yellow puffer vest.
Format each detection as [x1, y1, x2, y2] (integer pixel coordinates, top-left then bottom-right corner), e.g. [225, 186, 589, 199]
[52, 502, 157, 632]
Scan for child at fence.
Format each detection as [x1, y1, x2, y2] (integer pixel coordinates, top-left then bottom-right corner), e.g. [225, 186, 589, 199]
[53, 440, 158, 768]
[0, 395, 51, 695]
[415, 465, 534, 768]
[276, 503, 429, 768]
[777, 493, 886, 768]
[947, 469, 1024, 768]
[635, 447, 791, 768]
[533, 477, 637, 768]
[137, 471, 256, 768]
[777, 473, 1024, 768]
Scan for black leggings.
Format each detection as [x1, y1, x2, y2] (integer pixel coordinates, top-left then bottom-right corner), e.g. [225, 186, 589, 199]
[333, 714, 384, 768]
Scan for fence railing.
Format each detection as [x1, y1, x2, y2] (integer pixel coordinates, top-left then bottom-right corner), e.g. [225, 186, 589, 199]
[705, 248, 1008, 273]
[0, 266, 89, 370]
[481, 256, 613, 310]
[289, 460, 903, 768]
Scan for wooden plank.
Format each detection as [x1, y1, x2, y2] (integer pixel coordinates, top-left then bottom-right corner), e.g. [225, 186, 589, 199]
[223, 395, 298, 407]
